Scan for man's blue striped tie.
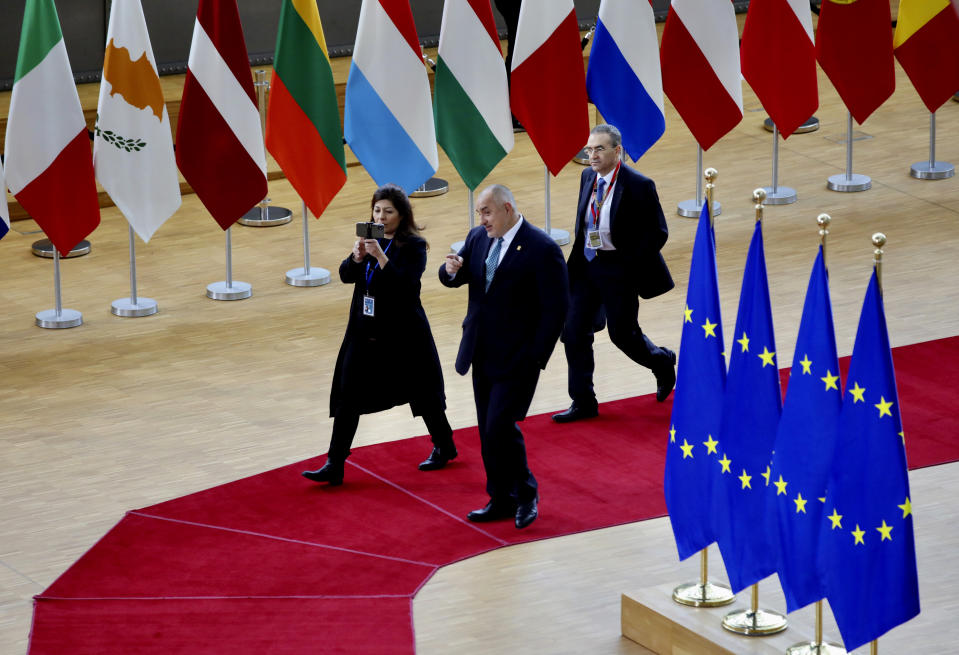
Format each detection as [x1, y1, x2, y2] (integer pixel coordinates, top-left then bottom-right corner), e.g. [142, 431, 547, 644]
[485, 237, 504, 291]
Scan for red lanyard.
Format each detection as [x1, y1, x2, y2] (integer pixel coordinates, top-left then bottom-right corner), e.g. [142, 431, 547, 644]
[589, 160, 621, 229]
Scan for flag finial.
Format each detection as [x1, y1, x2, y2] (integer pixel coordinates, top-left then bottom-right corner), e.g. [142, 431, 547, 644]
[753, 188, 766, 224]
[705, 167, 718, 226]
[818, 213, 831, 266]
[873, 232, 886, 291]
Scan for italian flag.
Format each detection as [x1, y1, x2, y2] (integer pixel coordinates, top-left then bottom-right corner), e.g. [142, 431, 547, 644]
[434, 0, 513, 191]
[5, 0, 100, 256]
[266, 0, 346, 218]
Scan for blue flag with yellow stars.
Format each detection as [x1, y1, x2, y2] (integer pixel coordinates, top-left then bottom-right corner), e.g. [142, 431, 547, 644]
[818, 270, 919, 652]
[664, 201, 726, 560]
[713, 219, 781, 593]
[770, 246, 841, 612]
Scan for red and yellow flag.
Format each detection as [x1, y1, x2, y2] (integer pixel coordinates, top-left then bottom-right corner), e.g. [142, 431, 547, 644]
[894, 0, 959, 112]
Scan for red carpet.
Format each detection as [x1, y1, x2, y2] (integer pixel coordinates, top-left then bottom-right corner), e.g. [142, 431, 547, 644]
[28, 336, 959, 654]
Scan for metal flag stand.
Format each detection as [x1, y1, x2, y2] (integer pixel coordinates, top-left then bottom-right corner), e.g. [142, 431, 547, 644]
[35, 247, 82, 328]
[411, 47, 448, 199]
[909, 111, 955, 180]
[677, 146, 721, 218]
[671, 168, 733, 609]
[32, 238, 90, 258]
[285, 200, 330, 286]
[827, 112, 871, 192]
[543, 165, 570, 245]
[111, 225, 158, 317]
[762, 124, 797, 205]
[206, 227, 252, 300]
[450, 188, 474, 254]
[783, 213, 847, 655]
[239, 70, 293, 227]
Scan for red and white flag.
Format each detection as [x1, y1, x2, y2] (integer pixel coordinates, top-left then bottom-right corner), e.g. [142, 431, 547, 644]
[741, 0, 818, 138]
[661, 0, 743, 151]
[175, 0, 266, 230]
[509, 0, 588, 176]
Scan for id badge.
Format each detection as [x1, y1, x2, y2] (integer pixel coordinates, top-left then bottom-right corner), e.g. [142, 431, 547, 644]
[363, 294, 375, 317]
[587, 229, 602, 249]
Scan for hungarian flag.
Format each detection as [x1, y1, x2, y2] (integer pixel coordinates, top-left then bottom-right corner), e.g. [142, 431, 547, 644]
[741, 0, 818, 138]
[816, 0, 894, 125]
[660, 0, 743, 151]
[95, 0, 181, 242]
[434, 0, 513, 190]
[4, 0, 100, 256]
[894, 0, 959, 112]
[510, 0, 588, 176]
[266, 0, 346, 218]
[176, 0, 267, 230]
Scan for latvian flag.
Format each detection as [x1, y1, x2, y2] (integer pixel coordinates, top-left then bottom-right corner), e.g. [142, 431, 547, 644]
[176, 0, 267, 230]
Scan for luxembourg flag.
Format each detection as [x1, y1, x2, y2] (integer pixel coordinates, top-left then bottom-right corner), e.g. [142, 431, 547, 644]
[587, 0, 664, 161]
[345, 0, 438, 193]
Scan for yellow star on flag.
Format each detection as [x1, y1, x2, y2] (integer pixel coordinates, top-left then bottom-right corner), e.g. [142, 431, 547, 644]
[799, 354, 812, 374]
[875, 396, 894, 418]
[828, 509, 843, 529]
[848, 382, 866, 403]
[852, 524, 865, 545]
[774, 475, 788, 495]
[876, 520, 893, 541]
[718, 454, 731, 473]
[739, 469, 752, 489]
[761, 465, 771, 486]
[680, 439, 694, 459]
[737, 332, 749, 352]
[669, 425, 676, 443]
[794, 493, 807, 513]
[898, 497, 912, 518]
[703, 435, 719, 454]
[758, 347, 776, 367]
[684, 304, 693, 323]
[702, 318, 717, 339]
[821, 370, 839, 391]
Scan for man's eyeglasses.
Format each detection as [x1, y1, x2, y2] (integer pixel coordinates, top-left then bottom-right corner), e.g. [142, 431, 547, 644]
[583, 146, 612, 155]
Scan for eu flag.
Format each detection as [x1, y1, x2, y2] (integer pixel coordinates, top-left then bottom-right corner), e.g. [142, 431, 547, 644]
[713, 219, 781, 593]
[819, 270, 919, 651]
[770, 246, 842, 612]
[664, 201, 726, 560]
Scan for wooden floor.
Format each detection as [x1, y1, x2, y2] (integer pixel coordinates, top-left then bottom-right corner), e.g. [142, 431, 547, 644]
[2, 37, 959, 655]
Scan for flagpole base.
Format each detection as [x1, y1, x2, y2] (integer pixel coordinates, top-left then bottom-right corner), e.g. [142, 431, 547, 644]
[548, 228, 570, 246]
[450, 240, 465, 254]
[573, 147, 590, 165]
[722, 607, 788, 636]
[760, 186, 797, 205]
[31, 239, 91, 258]
[910, 161, 955, 180]
[35, 308, 82, 329]
[111, 297, 158, 317]
[285, 267, 331, 287]
[786, 640, 847, 655]
[826, 173, 871, 193]
[671, 581, 735, 607]
[238, 204, 293, 227]
[206, 281, 252, 301]
[677, 199, 721, 218]
[409, 177, 449, 198]
[765, 116, 820, 134]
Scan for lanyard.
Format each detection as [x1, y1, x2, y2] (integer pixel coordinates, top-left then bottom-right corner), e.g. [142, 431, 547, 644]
[589, 161, 621, 229]
[364, 238, 393, 288]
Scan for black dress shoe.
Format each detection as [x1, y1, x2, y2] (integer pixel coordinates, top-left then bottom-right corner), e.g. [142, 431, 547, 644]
[418, 445, 458, 471]
[655, 348, 677, 403]
[551, 402, 599, 423]
[467, 500, 517, 523]
[515, 497, 538, 529]
[301, 460, 344, 486]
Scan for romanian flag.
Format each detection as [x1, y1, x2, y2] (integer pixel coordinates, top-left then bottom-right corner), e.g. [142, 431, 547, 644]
[894, 0, 959, 112]
[266, 0, 346, 218]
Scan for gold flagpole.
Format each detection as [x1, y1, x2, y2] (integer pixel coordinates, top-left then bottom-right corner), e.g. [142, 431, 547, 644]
[671, 167, 734, 609]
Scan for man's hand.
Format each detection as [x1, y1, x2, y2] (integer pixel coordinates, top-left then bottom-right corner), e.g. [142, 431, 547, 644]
[445, 254, 463, 276]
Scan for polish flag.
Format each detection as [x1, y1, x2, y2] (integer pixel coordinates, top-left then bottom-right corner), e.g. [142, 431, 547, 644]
[175, 0, 267, 230]
[660, 0, 743, 151]
[510, 0, 589, 176]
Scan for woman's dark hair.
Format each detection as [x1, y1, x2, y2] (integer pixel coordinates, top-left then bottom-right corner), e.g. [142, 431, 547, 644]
[371, 184, 427, 248]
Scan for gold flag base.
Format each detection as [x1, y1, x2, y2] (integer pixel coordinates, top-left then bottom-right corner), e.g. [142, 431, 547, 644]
[786, 640, 847, 655]
[672, 581, 735, 607]
[722, 607, 788, 636]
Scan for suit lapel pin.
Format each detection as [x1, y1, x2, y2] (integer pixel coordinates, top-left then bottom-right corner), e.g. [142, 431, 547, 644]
[516, 245, 522, 251]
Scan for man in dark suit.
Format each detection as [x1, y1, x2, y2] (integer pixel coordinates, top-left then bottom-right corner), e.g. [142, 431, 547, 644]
[440, 184, 568, 529]
[553, 124, 676, 424]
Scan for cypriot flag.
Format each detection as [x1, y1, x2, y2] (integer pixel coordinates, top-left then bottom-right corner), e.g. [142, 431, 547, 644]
[94, 0, 181, 242]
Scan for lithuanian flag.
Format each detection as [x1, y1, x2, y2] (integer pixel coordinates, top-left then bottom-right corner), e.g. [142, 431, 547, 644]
[894, 0, 959, 112]
[266, 0, 346, 218]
